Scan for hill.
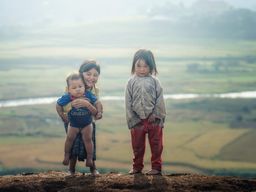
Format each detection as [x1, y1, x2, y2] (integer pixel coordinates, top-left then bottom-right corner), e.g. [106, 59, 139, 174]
[0, 171, 256, 192]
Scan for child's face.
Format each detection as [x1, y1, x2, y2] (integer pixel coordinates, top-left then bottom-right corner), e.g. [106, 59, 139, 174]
[135, 59, 150, 77]
[82, 68, 99, 88]
[68, 79, 85, 98]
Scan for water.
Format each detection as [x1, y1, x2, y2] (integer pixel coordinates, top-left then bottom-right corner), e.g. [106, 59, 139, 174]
[1, 91, 256, 108]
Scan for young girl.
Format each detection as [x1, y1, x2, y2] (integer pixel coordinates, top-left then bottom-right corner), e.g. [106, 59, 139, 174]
[72, 60, 102, 175]
[125, 49, 166, 175]
[56, 73, 97, 168]
[62, 60, 102, 175]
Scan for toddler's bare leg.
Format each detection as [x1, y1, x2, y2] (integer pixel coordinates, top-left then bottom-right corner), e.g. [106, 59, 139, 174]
[81, 124, 93, 167]
[63, 126, 79, 165]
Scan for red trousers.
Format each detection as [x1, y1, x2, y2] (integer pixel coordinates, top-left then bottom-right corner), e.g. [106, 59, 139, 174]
[130, 119, 163, 171]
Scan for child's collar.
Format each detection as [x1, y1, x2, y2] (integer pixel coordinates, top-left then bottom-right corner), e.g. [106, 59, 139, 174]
[70, 95, 76, 101]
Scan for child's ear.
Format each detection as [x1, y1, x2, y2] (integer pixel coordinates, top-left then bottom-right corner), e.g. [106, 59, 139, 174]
[65, 86, 68, 93]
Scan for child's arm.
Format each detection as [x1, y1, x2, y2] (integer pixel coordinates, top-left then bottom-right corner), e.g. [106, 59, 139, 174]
[56, 103, 69, 123]
[149, 78, 166, 123]
[94, 100, 103, 120]
[125, 80, 141, 128]
[71, 98, 97, 116]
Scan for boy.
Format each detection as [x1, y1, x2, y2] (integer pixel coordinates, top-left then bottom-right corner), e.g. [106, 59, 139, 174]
[56, 73, 97, 167]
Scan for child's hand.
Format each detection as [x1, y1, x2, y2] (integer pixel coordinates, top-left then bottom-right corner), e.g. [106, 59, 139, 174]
[95, 111, 103, 120]
[71, 98, 90, 108]
[148, 114, 156, 123]
[61, 114, 69, 123]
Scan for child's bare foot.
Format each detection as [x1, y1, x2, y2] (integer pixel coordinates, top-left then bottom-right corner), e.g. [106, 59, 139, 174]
[145, 169, 162, 175]
[62, 153, 70, 165]
[85, 158, 93, 167]
[90, 165, 100, 176]
[128, 169, 142, 175]
[90, 169, 100, 176]
[68, 169, 75, 176]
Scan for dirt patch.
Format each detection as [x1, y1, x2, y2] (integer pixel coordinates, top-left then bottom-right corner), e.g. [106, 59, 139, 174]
[0, 171, 256, 192]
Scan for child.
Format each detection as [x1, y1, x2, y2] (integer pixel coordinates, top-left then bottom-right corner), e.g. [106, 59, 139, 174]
[68, 60, 103, 175]
[56, 73, 97, 168]
[125, 49, 166, 175]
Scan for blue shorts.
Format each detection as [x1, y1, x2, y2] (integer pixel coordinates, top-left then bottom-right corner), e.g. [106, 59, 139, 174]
[68, 107, 92, 128]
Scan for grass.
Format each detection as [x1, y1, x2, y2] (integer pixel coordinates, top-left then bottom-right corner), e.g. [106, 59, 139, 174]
[218, 129, 256, 163]
[1, 98, 256, 176]
[1, 58, 256, 100]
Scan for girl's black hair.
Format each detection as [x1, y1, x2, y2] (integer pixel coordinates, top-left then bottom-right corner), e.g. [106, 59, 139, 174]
[79, 59, 100, 88]
[79, 60, 100, 74]
[131, 49, 158, 75]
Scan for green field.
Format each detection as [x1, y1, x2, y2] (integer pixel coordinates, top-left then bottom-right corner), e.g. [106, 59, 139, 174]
[0, 39, 256, 177]
[0, 97, 256, 177]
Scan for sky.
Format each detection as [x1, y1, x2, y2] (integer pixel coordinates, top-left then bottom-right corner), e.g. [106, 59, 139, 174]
[0, 0, 256, 26]
[174, 0, 256, 8]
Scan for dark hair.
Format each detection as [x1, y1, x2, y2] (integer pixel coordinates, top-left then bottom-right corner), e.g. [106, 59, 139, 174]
[131, 49, 158, 75]
[66, 73, 81, 87]
[79, 59, 100, 74]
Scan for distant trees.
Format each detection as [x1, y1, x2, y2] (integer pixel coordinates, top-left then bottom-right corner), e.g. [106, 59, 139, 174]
[186, 57, 255, 74]
[244, 56, 256, 64]
[186, 63, 200, 72]
[147, 3, 256, 40]
[217, 9, 256, 40]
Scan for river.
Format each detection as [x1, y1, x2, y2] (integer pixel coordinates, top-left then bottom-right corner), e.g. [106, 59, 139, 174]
[0, 91, 256, 108]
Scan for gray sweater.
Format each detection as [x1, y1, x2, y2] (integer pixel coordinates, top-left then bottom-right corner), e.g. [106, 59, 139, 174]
[125, 75, 166, 129]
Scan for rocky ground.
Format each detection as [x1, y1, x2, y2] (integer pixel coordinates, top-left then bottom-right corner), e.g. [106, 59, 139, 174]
[0, 171, 256, 192]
